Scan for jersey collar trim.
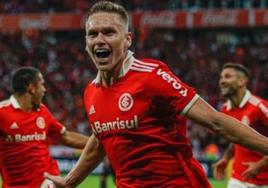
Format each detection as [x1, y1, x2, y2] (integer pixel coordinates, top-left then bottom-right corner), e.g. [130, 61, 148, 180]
[10, 95, 41, 111]
[10, 95, 21, 109]
[226, 90, 251, 110]
[92, 50, 134, 84]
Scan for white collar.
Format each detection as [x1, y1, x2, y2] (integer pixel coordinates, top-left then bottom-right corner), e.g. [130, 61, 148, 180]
[226, 90, 251, 110]
[10, 95, 21, 109]
[93, 50, 134, 84]
[10, 95, 41, 111]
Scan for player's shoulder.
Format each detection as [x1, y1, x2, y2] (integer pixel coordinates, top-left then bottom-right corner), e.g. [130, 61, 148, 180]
[250, 95, 268, 116]
[84, 80, 95, 94]
[248, 94, 262, 106]
[130, 58, 168, 73]
[84, 79, 97, 88]
[38, 104, 51, 114]
[83, 80, 98, 101]
[0, 99, 12, 109]
[138, 58, 166, 67]
[39, 103, 47, 109]
[248, 94, 268, 107]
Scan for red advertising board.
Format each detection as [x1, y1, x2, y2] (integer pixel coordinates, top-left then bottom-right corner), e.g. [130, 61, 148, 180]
[0, 13, 84, 30]
[1, 9, 268, 31]
[132, 11, 187, 29]
[254, 9, 268, 26]
[191, 10, 249, 28]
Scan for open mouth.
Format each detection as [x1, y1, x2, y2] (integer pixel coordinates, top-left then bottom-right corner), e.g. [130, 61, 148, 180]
[95, 49, 111, 58]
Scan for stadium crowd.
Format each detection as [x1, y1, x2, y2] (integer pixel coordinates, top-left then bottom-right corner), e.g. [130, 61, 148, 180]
[1, 28, 268, 159]
[0, 1, 268, 160]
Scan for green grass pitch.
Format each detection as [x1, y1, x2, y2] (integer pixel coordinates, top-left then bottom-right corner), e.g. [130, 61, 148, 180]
[77, 176, 227, 188]
[0, 175, 227, 188]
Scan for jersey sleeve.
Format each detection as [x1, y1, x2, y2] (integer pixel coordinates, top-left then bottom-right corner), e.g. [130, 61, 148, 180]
[258, 100, 268, 128]
[145, 60, 199, 115]
[42, 105, 66, 141]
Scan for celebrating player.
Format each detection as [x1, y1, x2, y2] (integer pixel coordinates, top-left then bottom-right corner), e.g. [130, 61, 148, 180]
[213, 63, 268, 188]
[0, 66, 88, 188]
[45, 1, 268, 188]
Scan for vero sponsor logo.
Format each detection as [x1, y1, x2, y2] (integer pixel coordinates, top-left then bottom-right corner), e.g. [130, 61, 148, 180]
[157, 69, 188, 97]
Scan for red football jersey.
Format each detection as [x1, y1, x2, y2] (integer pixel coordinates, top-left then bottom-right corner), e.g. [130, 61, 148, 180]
[221, 90, 268, 185]
[84, 54, 211, 188]
[0, 96, 66, 188]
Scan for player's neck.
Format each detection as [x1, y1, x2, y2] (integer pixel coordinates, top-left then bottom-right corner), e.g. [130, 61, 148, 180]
[14, 94, 34, 112]
[101, 61, 123, 87]
[230, 89, 247, 108]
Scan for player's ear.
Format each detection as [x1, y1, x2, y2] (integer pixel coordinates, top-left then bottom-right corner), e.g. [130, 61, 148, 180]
[125, 32, 132, 48]
[238, 77, 246, 87]
[27, 83, 35, 95]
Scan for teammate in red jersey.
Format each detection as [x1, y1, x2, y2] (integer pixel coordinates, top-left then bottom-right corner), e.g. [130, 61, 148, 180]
[0, 66, 89, 188]
[45, 1, 268, 188]
[213, 63, 268, 188]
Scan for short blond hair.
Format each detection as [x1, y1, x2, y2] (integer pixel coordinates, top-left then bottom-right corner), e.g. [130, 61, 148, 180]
[87, 1, 129, 29]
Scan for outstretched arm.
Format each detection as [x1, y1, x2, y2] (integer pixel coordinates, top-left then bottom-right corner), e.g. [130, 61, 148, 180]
[59, 130, 89, 149]
[186, 97, 268, 155]
[45, 134, 105, 187]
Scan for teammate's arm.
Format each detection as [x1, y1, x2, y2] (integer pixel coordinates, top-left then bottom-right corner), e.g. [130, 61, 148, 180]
[213, 143, 234, 180]
[241, 156, 268, 179]
[45, 134, 105, 187]
[186, 97, 268, 155]
[58, 130, 88, 149]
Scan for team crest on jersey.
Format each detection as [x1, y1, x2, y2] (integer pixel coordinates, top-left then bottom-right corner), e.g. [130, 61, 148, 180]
[36, 117, 46, 129]
[118, 93, 134, 112]
[241, 115, 250, 126]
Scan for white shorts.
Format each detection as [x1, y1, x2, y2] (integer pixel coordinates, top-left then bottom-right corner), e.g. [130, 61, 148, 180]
[227, 177, 268, 188]
[40, 179, 55, 188]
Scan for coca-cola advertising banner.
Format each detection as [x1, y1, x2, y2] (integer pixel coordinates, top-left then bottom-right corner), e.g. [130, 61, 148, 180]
[191, 10, 249, 28]
[1, 9, 268, 30]
[0, 13, 84, 30]
[254, 9, 268, 26]
[133, 11, 187, 28]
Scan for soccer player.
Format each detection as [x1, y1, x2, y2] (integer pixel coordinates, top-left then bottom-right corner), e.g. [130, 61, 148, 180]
[0, 66, 89, 188]
[45, 1, 268, 188]
[213, 63, 268, 188]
